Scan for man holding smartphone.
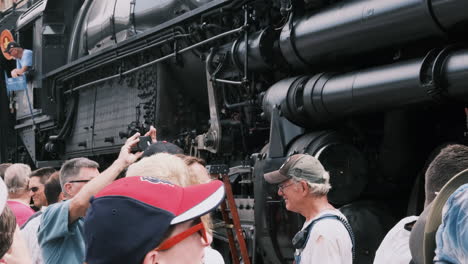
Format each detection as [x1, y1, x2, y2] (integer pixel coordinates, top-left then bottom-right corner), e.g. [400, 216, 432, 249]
[37, 133, 143, 264]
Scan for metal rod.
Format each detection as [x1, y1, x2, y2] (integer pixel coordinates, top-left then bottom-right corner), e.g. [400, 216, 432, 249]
[63, 31, 184, 82]
[65, 27, 243, 94]
[243, 6, 249, 84]
[213, 78, 243, 85]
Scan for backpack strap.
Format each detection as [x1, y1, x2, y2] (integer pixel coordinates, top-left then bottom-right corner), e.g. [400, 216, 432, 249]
[295, 213, 355, 264]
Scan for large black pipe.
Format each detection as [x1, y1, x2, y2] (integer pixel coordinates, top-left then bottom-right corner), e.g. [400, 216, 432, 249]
[263, 48, 468, 127]
[280, 0, 468, 68]
[231, 29, 279, 71]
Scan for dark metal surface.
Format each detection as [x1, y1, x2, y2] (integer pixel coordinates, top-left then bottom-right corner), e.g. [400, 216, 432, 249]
[273, 48, 468, 127]
[279, 0, 468, 68]
[231, 29, 279, 71]
[3, 1, 468, 263]
[431, 0, 468, 31]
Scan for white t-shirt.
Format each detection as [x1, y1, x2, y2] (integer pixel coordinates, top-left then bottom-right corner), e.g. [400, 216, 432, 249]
[373, 215, 418, 264]
[295, 209, 353, 264]
[204, 246, 224, 264]
[21, 208, 48, 264]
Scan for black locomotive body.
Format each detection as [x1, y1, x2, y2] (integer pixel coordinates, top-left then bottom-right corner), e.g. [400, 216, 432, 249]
[1, 0, 468, 263]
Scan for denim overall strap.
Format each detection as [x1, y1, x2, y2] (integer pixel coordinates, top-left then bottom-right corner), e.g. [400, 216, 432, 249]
[294, 213, 355, 264]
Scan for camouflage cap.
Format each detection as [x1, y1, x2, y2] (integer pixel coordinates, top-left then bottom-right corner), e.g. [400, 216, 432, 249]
[264, 154, 327, 184]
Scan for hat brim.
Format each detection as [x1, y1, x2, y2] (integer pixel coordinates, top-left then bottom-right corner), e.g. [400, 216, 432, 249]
[409, 202, 431, 264]
[264, 170, 289, 184]
[422, 168, 468, 263]
[171, 180, 225, 224]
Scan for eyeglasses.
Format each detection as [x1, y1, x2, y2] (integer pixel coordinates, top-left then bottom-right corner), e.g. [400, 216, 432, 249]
[155, 220, 208, 251]
[278, 181, 296, 193]
[68, 180, 91, 183]
[29, 186, 39, 192]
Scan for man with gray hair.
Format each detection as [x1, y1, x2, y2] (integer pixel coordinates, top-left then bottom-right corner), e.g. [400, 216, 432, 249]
[4, 163, 34, 226]
[264, 154, 354, 264]
[37, 133, 143, 264]
[1, 176, 32, 263]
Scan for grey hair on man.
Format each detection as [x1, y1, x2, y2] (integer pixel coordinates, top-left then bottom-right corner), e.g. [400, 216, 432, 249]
[291, 170, 331, 196]
[4, 164, 31, 196]
[59, 158, 99, 197]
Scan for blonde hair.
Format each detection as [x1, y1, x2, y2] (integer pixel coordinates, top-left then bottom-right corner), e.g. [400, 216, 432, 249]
[4, 163, 31, 195]
[175, 154, 211, 184]
[127, 153, 214, 232]
[126, 153, 191, 186]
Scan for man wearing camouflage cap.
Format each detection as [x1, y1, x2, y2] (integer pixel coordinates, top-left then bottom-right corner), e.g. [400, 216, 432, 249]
[264, 154, 354, 264]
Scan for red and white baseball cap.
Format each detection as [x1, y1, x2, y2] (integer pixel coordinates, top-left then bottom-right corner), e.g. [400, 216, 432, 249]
[84, 176, 225, 264]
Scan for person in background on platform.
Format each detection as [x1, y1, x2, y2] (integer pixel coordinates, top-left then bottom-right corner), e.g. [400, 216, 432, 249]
[4, 163, 34, 226]
[4, 42, 33, 78]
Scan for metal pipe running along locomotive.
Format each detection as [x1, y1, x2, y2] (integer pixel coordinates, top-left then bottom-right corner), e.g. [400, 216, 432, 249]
[0, 0, 467, 263]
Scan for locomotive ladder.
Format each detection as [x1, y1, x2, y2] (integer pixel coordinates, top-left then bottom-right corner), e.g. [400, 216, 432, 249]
[207, 165, 251, 264]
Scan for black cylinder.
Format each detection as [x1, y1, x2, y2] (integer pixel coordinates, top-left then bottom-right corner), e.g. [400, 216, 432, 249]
[431, 0, 468, 31]
[443, 49, 468, 98]
[280, 0, 468, 68]
[231, 29, 279, 71]
[264, 48, 468, 127]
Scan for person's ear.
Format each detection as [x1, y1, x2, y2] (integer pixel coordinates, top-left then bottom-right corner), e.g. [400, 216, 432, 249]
[142, 250, 159, 264]
[300, 181, 308, 194]
[63, 183, 72, 197]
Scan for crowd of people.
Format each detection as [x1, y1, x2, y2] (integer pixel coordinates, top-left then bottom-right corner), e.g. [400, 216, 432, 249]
[0, 126, 466, 264]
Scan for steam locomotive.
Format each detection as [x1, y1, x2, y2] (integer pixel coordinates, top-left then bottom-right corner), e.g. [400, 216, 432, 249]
[1, 0, 467, 263]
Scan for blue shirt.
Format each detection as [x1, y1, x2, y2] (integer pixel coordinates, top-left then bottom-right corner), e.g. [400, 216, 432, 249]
[16, 49, 33, 69]
[434, 184, 468, 264]
[37, 200, 85, 264]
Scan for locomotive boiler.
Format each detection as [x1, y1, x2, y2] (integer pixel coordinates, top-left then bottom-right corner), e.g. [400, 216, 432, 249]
[0, 0, 467, 263]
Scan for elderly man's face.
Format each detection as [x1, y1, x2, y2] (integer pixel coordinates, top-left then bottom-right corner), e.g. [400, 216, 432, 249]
[29, 177, 47, 208]
[277, 179, 301, 213]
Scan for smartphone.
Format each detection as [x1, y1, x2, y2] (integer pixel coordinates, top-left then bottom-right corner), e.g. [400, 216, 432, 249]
[137, 136, 152, 151]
